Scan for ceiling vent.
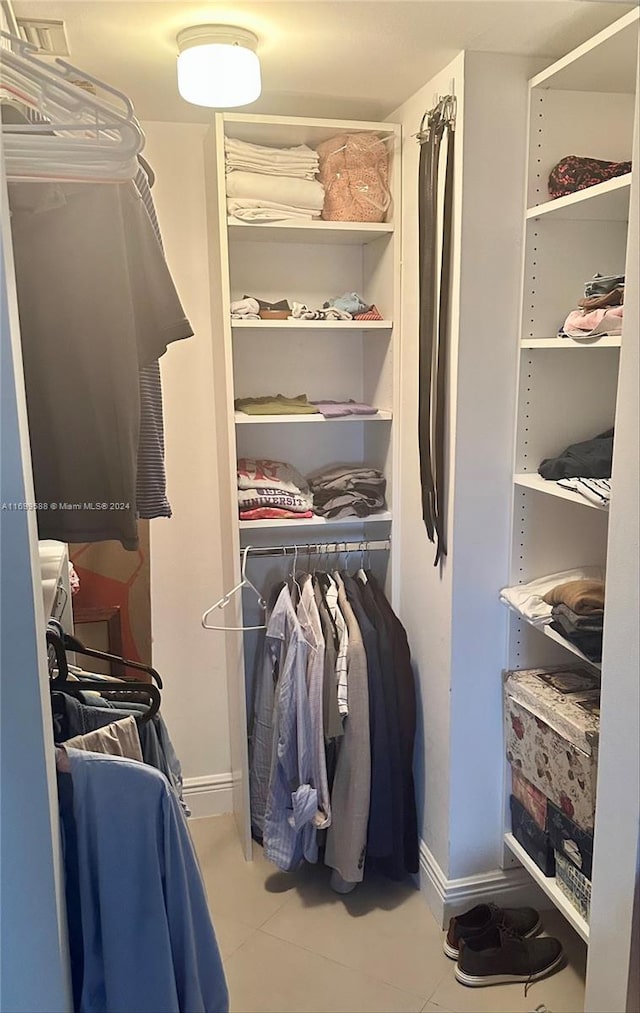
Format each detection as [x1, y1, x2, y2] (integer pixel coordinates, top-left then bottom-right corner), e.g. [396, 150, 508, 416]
[16, 17, 70, 56]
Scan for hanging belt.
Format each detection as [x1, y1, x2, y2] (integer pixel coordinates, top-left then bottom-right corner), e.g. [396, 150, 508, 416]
[417, 96, 456, 566]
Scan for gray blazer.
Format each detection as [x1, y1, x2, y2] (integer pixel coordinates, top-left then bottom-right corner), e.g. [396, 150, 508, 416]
[325, 573, 371, 882]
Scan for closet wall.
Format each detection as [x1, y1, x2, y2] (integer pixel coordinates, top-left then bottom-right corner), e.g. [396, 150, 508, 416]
[139, 121, 232, 812]
[390, 52, 543, 909]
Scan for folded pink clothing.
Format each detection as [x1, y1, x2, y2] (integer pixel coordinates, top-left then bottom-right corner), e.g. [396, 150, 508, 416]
[354, 305, 384, 321]
[239, 508, 314, 520]
[560, 305, 623, 338]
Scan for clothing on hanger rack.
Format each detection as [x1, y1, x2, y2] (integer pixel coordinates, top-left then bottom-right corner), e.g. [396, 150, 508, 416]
[242, 539, 418, 891]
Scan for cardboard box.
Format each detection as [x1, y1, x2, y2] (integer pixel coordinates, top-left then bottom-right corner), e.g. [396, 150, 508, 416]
[510, 795, 555, 877]
[511, 766, 548, 830]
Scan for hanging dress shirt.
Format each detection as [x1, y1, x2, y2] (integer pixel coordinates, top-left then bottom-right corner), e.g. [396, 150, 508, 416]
[263, 585, 317, 871]
[59, 749, 228, 1013]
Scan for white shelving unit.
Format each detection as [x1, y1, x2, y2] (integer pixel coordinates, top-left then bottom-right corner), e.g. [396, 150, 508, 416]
[205, 112, 401, 859]
[503, 8, 639, 984]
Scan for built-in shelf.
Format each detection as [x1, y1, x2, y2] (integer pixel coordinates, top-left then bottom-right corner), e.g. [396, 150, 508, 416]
[526, 174, 631, 222]
[227, 219, 394, 245]
[231, 319, 392, 331]
[502, 600, 602, 670]
[235, 410, 392, 424]
[530, 7, 639, 94]
[514, 473, 609, 511]
[521, 336, 622, 349]
[239, 511, 392, 531]
[504, 834, 590, 944]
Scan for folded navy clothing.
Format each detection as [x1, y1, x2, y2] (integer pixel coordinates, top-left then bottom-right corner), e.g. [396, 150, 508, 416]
[552, 603, 604, 633]
[539, 428, 613, 481]
[550, 622, 603, 663]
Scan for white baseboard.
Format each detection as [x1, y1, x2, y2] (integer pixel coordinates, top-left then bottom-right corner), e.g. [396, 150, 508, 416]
[183, 773, 234, 819]
[419, 839, 547, 928]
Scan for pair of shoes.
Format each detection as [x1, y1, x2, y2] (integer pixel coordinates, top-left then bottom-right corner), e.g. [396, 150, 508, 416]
[444, 904, 564, 989]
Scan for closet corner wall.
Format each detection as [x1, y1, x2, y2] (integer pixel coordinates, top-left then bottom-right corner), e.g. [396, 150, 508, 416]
[204, 114, 402, 858]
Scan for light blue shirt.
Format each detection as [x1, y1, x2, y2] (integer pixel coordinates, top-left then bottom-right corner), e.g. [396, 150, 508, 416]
[63, 748, 228, 1013]
[263, 585, 317, 871]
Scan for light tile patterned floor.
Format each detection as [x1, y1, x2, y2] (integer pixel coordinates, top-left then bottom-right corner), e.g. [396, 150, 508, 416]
[190, 815, 587, 1013]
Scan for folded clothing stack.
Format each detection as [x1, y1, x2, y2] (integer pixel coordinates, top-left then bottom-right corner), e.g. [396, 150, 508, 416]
[237, 458, 313, 519]
[544, 579, 605, 662]
[225, 138, 324, 222]
[500, 566, 605, 627]
[309, 465, 386, 518]
[538, 428, 613, 508]
[559, 273, 625, 339]
[235, 394, 318, 415]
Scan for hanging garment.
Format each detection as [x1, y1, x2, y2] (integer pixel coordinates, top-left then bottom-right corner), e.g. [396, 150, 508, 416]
[297, 576, 331, 861]
[9, 180, 193, 550]
[249, 591, 284, 842]
[263, 585, 317, 872]
[341, 572, 394, 860]
[368, 574, 419, 875]
[325, 574, 371, 884]
[58, 750, 228, 1013]
[417, 96, 455, 564]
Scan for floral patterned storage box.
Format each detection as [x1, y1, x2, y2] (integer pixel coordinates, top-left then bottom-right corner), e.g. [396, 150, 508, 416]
[504, 667, 600, 832]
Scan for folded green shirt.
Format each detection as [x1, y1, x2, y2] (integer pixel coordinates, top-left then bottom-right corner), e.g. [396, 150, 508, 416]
[234, 394, 318, 415]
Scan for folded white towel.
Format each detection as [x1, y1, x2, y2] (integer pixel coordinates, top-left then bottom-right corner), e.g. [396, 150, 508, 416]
[500, 565, 605, 626]
[227, 198, 320, 222]
[225, 138, 319, 180]
[226, 171, 325, 211]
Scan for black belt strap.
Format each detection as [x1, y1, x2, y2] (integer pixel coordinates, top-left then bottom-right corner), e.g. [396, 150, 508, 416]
[417, 97, 456, 566]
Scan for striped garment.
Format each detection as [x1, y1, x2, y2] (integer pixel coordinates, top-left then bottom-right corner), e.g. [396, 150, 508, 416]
[557, 477, 611, 508]
[353, 306, 384, 321]
[135, 162, 174, 519]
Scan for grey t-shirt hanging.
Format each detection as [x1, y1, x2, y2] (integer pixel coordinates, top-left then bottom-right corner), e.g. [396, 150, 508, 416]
[9, 180, 193, 549]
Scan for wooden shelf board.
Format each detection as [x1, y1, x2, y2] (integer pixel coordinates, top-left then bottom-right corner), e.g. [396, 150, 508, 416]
[526, 174, 631, 222]
[234, 410, 392, 424]
[530, 9, 639, 94]
[521, 337, 622, 349]
[227, 219, 394, 245]
[231, 319, 392, 330]
[504, 834, 590, 944]
[239, 511, 392, 531]
[514, 473, 609, 511]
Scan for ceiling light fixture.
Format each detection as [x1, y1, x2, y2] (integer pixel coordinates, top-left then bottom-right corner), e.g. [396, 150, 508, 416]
[176, 25, 261, 108]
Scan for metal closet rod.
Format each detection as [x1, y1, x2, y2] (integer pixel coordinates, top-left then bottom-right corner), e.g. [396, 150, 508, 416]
[239, 539, 391, 559]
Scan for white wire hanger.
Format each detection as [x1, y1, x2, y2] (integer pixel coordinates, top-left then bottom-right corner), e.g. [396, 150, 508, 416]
[0, 29, 144, 182]
[201, 546, 267, 631]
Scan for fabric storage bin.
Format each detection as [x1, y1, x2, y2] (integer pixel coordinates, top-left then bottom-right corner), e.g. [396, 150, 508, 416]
[547, 800, 594, 880]
[555, 850, 591, 921]
[504, 667, 600, 831]
[510, 795, 556, 876]
[511, 766, 548, 830]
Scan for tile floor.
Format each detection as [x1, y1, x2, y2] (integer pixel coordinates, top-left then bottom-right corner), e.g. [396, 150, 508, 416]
[190, 814, 587, 1013]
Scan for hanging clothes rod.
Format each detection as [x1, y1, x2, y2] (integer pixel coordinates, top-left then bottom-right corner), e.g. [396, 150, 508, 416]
[239, 539, 391, 559]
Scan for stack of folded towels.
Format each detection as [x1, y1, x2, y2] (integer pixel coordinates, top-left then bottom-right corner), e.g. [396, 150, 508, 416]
[225, 137, 325, 221]
[237, 458, 313, 520]
[309, 465, 386, 519]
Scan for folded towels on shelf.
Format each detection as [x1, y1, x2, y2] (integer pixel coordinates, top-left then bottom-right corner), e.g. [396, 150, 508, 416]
[556, 477, 611, 508]
[227, 198, 321, 222]
[231, 297, 260, 319]
[310, 400, 378, 418]
[226, 172, 325, 211]
[225, 138, 319, 180]
[234, 394, 318, 415]
[559, 305, 623, 339]
[538, 429, 614, 481]
[499, 566, 605, 627]
[543, 578, 605, 614]
[308, 464, 386, 518]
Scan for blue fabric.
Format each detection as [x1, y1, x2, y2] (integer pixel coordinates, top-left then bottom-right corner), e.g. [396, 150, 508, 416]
[63, 748, 228, 1013]
[263, 585, 317, 871]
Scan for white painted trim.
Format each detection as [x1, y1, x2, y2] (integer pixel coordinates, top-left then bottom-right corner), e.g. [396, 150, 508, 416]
[184, 773, 234, 819]
[418, 839, 546, 929]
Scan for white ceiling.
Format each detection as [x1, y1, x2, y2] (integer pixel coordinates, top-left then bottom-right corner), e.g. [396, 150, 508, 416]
[11, 0, 635, 122]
